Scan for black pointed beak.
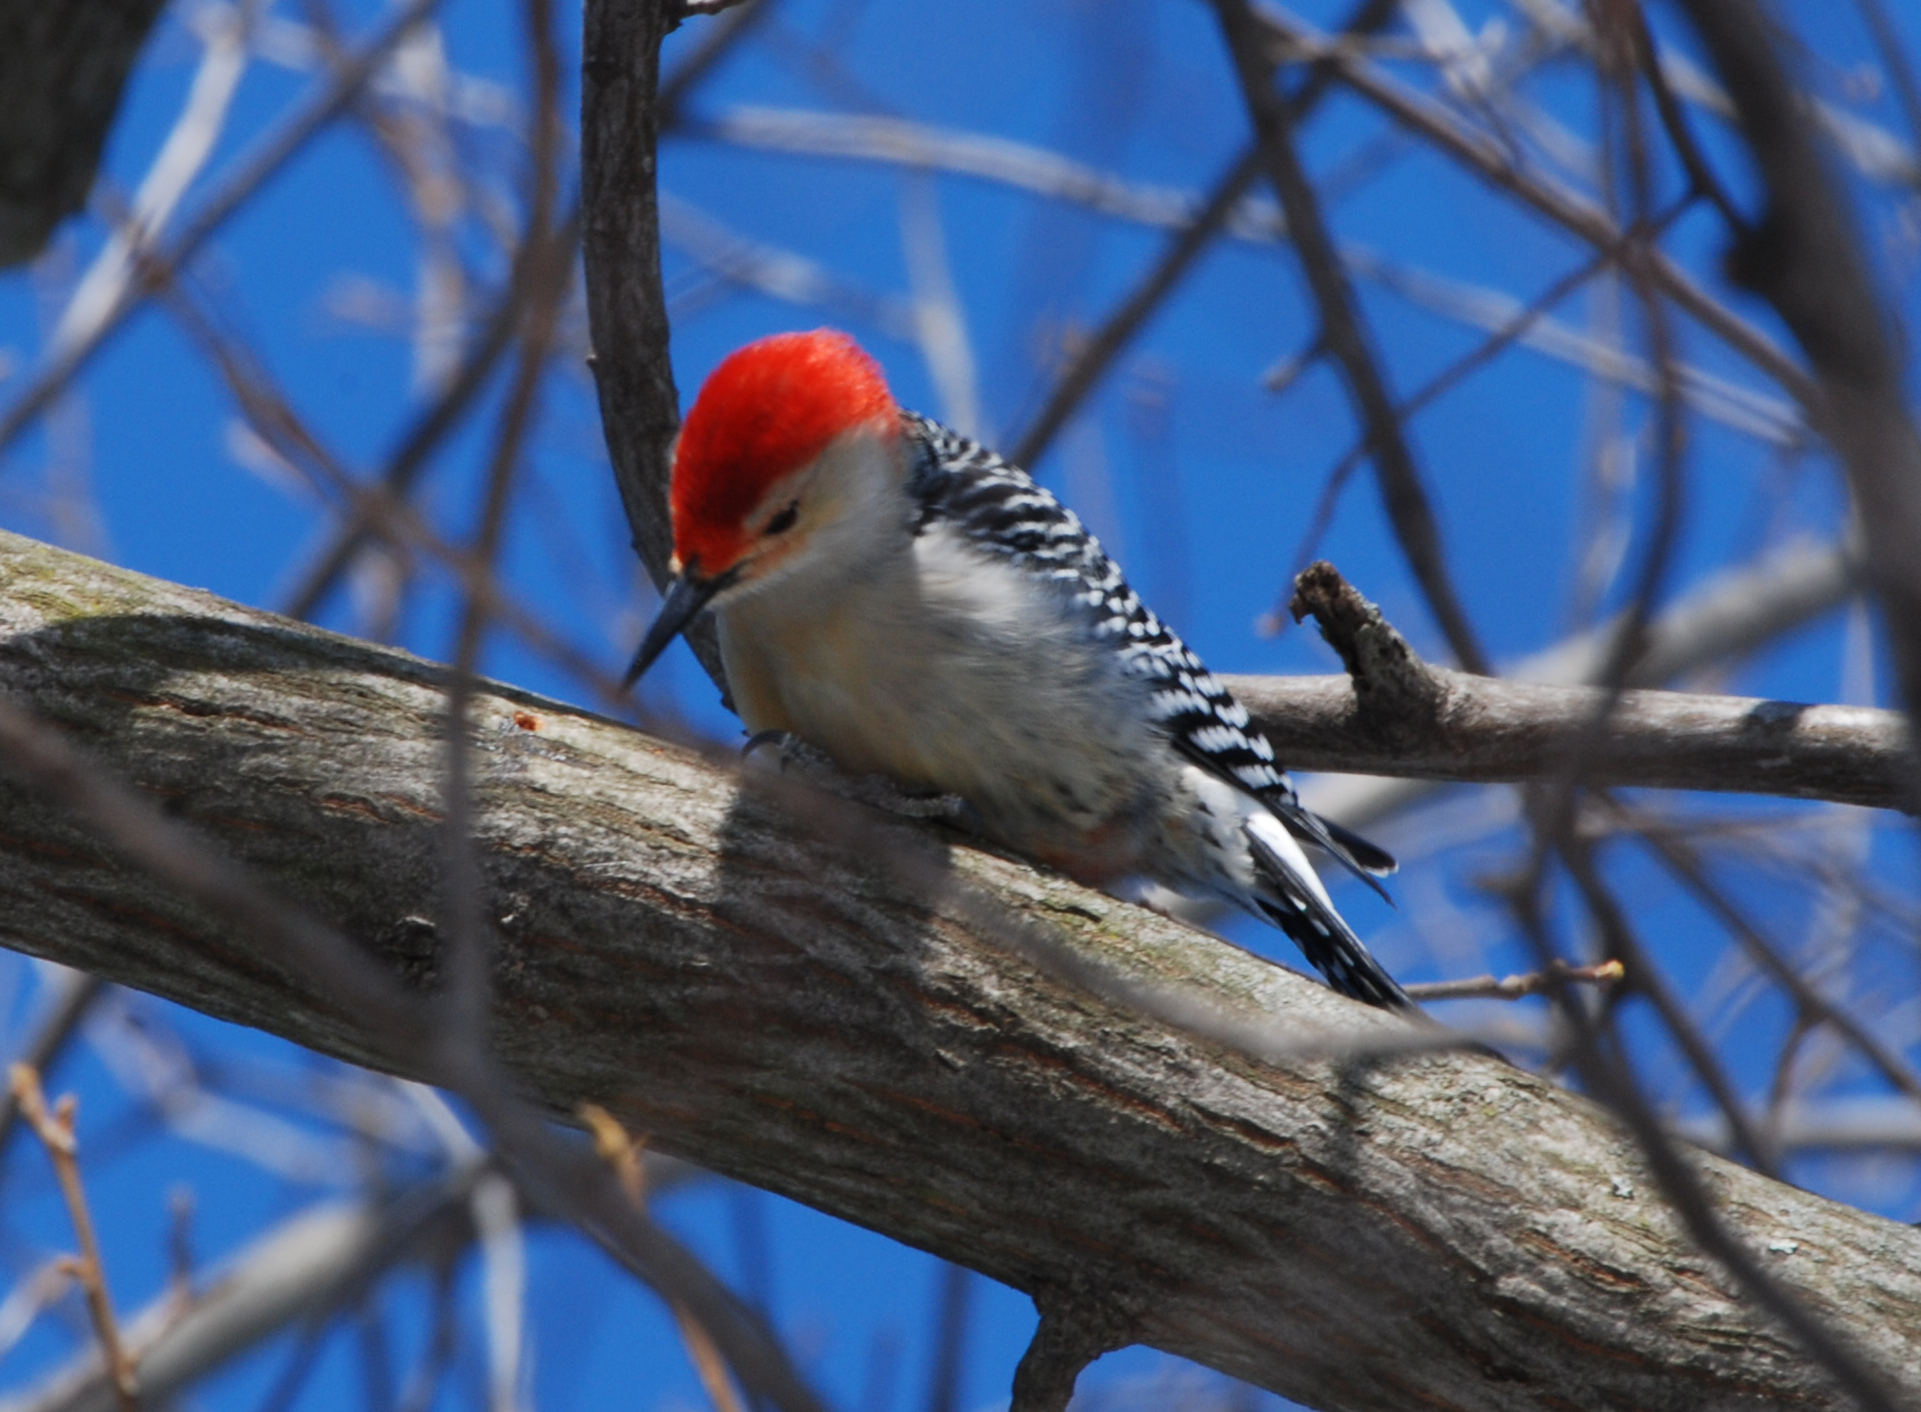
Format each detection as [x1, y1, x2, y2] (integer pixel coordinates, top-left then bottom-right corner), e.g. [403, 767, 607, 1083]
[623, 567, 735, 691]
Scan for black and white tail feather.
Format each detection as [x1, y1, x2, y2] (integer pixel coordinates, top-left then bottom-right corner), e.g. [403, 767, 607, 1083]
[903, 411, 1411, 1009]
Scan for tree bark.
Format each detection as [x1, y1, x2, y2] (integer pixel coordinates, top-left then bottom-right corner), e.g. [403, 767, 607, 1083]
[0, 530, 1917, 1411]
[1232, 670, 1909, 808]
[579, 0, 731, 690]
[0, 0, 169, 267]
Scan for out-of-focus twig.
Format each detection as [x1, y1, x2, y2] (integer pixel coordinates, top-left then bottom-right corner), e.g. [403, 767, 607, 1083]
[280, 203, 582, 624]
[0, 1168, 484, 1412]
[1217, 0, 1490, 674]
[1636, 826, 1921, 1111]
[1675, 0, 1921, 769]
[1403, 958, 1622, 1001]
[1007, 0, 1399, 470]
[1246, 1, 1815, 405]
[0, 969, 104, 1158]
[439, 0, 569, 1038]
[583, 1106, 747, 1412]
[9, 1066, 136, 1412]
[1852, 0, 1921, 163]
[0, 0, 446, 461]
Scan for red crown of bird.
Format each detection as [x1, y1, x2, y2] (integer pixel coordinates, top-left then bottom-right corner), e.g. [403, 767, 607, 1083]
[670, 330, 898, 574]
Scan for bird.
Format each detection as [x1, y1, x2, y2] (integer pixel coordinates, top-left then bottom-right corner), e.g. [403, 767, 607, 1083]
[624, 329, 1410, 1008]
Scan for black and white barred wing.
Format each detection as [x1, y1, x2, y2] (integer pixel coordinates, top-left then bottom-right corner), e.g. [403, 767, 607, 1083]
[902, 411, 1395, 889]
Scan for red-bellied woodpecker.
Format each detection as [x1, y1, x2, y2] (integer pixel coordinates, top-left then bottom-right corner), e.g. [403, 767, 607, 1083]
[625, 329, 1410, 1008]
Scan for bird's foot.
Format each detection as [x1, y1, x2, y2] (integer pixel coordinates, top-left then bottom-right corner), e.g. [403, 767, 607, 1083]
[741, 731, 981, 832]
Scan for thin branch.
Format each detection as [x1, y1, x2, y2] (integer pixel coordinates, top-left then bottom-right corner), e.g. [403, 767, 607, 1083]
[5, 1169, 484, 1412]
[0, 969, 104, 1159]
[1402, 958, 1623, 1001]
[1006, 0, 1398, 470]
[1299, 535, 1860, 829]
[1216, 0, 1491, 674]
[1674, 0, 1921, 752]
[1246, 1, 1816, 405]
[9, 1066, 136, 1412]
[279, 203, 582, 625]
[1621, 4, 1746, 227]
[0, 0, 446, 462]
[583, 1108, 748, 1412]
[658, 0, 776, 128]
[1852, 0, 1921, 164]
[1556, 835, 1778, 1174]
[1635, 826, 1921, 1112]
[1007, 146, 1260, 469]
[582, 0, 725, 688]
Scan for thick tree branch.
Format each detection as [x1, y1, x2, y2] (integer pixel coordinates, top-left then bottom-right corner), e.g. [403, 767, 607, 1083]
[1227, 663, 1909, 810]
[1248, 562, 1907, 809]
[0, 531, 1918, 1411]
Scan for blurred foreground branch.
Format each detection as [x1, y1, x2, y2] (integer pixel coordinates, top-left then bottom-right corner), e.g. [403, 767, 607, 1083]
[0, 1170, 481, 1412]
[0, 0, 169, 266]
[0, 531, 1916, 1411]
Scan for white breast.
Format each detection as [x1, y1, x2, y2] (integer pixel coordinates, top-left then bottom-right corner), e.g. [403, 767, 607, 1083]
[716, 520, 1172, 860]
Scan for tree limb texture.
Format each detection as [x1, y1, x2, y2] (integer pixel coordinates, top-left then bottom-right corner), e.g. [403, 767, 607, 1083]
[1254, 561, 1909, 811]
[1229, 674, 1908, 811]
[580, 0, 732, 690]
[0, 531, 1917, 1411]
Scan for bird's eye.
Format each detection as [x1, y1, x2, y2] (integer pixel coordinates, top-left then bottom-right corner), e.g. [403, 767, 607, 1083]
[764, 501, 799, 536]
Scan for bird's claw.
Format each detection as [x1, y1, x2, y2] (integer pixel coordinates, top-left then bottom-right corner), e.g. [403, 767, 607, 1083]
[741, 729, 794, 762]
[738, 730, 981, 832]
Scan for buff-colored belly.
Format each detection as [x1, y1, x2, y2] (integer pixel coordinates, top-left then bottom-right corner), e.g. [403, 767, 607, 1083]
[716, 559, 1166, 879]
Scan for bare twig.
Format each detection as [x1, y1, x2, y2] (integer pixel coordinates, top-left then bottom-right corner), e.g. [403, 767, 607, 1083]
[1217, 0, 1490, 674]
[0, 969, 104, 1158]
[582, 1106, 746, 1412]
[1, 1169, 485, 1412]
[0, 0, 446, 461]
[1246, 1, 1816, 405]
[1403, 958, 1623, 1001]
[1675, 0, 1921, 754]
[1299, 535, 1861, 829]
[1243, 561, 1910, 809]
[9, 1066, 136, 1411]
